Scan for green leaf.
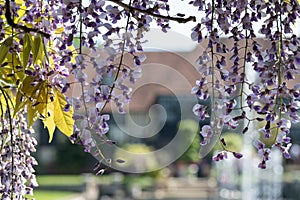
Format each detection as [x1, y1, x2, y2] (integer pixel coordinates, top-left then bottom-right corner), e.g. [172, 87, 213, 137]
[22, 33, 32, 67]
[0, 37, 13, 64]
[53, 90, 74, 139]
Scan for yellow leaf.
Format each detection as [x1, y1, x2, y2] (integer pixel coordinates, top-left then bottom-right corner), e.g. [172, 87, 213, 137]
[0, 93, 6, 116]
[55, 26, 65, 34]
[27, 104, 39, 127]
[22, 77, 42, 96]
[27, 80, 53, 120]
[14, 76, 43, 115]
[0, 67, 15, 85]
[16, 6, 26, 23]
[6, 52, 22, 68]
[42, 102, 56, 142]
[22, 33, 32, 67]
[44, 115, 56, 142]
[15, 0, 24, 5]
[26, 85, 48, 127]
[14, 76, 34, 115]
[53, 90, 74, 138]
[14, 90, 25, 115]
[32, 35, 44, 64]
[0, 37, 13, 64]
[68, 45, 77, 63]
[0, 89, 14, 116]
[1, 52, 24, 85]
[23, 80, 55, 131]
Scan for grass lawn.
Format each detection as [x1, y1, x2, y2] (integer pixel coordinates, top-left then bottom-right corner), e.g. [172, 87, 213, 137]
[30, 175, 83, 200]
[36, 175, 84, 186]
[28, 190, 79, 200]
[28, 174, 157, 199]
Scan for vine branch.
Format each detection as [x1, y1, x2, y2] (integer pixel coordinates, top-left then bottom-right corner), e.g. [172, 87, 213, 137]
[5, 0, 51, 38]
[108, 0, 196, 23]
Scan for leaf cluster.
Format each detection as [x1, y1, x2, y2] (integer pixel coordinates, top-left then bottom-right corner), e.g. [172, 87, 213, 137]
[0, 32, 74, 142]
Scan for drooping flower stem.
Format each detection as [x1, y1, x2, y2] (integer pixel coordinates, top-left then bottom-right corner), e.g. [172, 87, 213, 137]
[79, 0, 83, 56]
[240, 6, 249, 111]
[9, 24, 15, 199]
[275, 0, 284, 140]
[277, 0, 283, 88]
[0, 86, 14, 199]
[210, 0, 216, 122]
[77, 0, 106, 162]
[101, 0, 132, 114]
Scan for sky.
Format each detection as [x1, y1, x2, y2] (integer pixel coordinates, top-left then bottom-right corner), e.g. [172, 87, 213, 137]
[144, 1, 200, 52]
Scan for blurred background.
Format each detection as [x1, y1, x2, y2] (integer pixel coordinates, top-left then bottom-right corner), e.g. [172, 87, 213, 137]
[30, 4, 300, 198]
[31, 39, 300, 199]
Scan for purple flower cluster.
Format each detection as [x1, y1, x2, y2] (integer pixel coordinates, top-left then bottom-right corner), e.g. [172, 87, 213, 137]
[213, 151, 243, 161]
[213, 151, 228, 161]
[273, 118, 292, 159]
[52, 0, 182, 161]
[254, 140, 271, 169]
[0, 113, 38, 199]
[191, 0, 300, 167]
[1, 3, 300, 197]
[2, 0, 196, 182]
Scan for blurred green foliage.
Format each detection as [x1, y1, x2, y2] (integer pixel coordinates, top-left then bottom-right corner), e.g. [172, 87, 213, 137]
[114, 143, 161, 177]
[177, 119, 200, 163]
[214, 132, 243, 152]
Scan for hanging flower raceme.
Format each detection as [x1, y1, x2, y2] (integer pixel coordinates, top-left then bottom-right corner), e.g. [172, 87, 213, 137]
[0, 113, 38, 199]
[66, 0, 179, 163]
[1, 1, 300, 199]
[191, 0, 300, 168]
